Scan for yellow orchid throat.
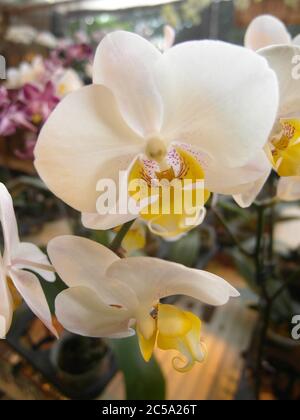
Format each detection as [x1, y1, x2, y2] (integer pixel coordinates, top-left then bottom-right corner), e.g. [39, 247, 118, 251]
[137, 304, 206, 373]
[128, 147, 211, 238]
[269, 118, 300, 177]
[7, 277, 22, 310]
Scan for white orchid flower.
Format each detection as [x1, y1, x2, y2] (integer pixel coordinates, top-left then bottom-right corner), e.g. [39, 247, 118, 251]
[36, 32, 58, 49]
[5, 25, 37, 45]
[258, 45, 300, 201]
[35, 31, 278, 238]
[0, 183, 57, 339]
[245, 14, 298, 51]
[6, 56, 46, 89]
[54, 68, 83, 98]
[48, 235, 239, 372]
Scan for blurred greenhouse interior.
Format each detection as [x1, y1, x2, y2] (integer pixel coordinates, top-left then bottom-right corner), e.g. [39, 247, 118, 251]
[0, 0, 300, 401]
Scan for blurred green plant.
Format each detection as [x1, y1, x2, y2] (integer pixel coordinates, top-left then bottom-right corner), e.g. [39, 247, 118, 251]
[162, 0, 212, 29]
[110, 336, 166, 400]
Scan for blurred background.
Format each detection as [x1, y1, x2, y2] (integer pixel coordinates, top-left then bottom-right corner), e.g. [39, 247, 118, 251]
[0, 0, 300, 401]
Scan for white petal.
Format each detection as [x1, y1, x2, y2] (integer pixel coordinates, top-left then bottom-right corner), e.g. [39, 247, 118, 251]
[205, 150, 271, 195]
[34, 85, 144, 213]
[93, 31, 163, 137]
[156, 40, 278, 167]
[47, 235, 118, 293]
[12, 242, 55, 282]
[106, 257, 240, 307]
[55, 286, 134, 338]
[48, 235, 138, 310]
[277, 176, 300, 201]
[163, 25, 176, 50]
[0, 183, 19, 263]
[0, 268, 13, 339]
[82, 211, 137, 230]
[233, 166, 271, 208]
[245, 15, 291, 51]
[258, 45, 300, 117]
[9, 268, 57, 337]
[81, 181, 159, 230]
[48, 235, 140, 311]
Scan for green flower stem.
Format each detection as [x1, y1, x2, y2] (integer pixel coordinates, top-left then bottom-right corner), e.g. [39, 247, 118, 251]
[110, 219, 136, 253]
[254, 205, 266, 289]
[254, 299, 272, 400]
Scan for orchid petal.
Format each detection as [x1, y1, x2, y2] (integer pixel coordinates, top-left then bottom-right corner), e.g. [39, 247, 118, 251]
[155, 40, 278, 167]
[106, 257, 239, 307]
[47, 235, 118, 291]
[34, 85, 144, 213]
[258, 45, 300, 117]
[93, 31, 163, 137]
[48, 235, 139, 309]
[0, 183, 19, 263]
[205, 150, 272, 196]
[0, 268, 13, 339]
[9, 268, 57, 337]
[233, 166, 271, 208]
[163, 25, 176, 50]
[55, 286, 134, 338]
[12, 242, 55, 282]
[81, 211, 137, 231]
[245, 15, 291, 51]
[277, 176, 300, 201]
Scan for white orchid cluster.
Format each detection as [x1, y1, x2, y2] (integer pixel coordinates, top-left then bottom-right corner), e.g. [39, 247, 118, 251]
[5, 25, 58, 49]
[1, 15, 300, 372]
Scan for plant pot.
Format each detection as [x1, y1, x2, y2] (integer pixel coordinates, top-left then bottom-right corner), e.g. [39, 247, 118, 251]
[50, 333, 116, 399]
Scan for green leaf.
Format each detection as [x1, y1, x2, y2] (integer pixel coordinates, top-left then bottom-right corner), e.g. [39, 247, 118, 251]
[110, 336, 166, 400]
[167, 230, 200, 267]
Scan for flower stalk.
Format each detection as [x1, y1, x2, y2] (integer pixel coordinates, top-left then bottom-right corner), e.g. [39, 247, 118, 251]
[110, 219, 136, 253]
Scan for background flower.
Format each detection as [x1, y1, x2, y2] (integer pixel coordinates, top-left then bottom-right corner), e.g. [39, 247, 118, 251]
[0, 183, 56, 339]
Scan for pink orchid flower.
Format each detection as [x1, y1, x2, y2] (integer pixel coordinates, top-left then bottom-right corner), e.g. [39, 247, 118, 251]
[21, 82, 60, 124]
[0, 183, 57, 338]
[0, 87, 35, 136]
[50, 43, 93, 68]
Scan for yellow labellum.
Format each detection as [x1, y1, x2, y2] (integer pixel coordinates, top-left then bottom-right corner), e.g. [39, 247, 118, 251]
[137, 304, 205, 372]
[128, 148, 211, 238]
[7, 277, 22, 310]
[270, 119, 300, 177]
